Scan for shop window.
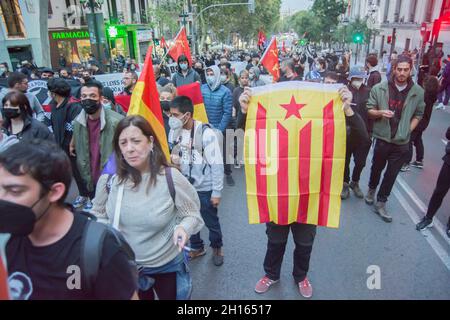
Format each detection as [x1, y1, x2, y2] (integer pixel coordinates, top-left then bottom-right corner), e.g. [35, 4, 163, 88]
[0, 0, 25, 38]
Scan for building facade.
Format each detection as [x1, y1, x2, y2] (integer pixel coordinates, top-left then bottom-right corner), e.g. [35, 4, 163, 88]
[0, 0, 48, 71]
[347, 0, 450, 57]
[48, 0, 156, 69]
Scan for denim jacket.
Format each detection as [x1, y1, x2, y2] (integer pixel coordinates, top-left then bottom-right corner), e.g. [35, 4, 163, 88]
[137, 253, 192, 300]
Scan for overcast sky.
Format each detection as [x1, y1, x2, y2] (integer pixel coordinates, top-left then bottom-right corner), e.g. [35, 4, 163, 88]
[281, 0, 312, 14]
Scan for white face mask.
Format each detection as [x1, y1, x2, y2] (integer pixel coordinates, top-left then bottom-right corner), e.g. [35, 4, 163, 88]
[351, 79, 363, 89]
[169, 114, 186, 130]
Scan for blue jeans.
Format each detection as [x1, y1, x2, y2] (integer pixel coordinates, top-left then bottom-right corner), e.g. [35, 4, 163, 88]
[438, 82, 450, 105]
[190, 191, 223, 249]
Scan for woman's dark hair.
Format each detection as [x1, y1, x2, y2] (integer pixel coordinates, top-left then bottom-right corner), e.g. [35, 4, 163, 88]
[113, 115, 169, 189]
[170, 95, 194, 114]
[0, 139, 72, 205]
[1, 91, 33, 128]
[318, 58, 327, 70]
[7, 72, 27, 88]
[47, 78, 71, 98]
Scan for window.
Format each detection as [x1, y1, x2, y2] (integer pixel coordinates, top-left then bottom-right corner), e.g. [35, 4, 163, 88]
[394, 0, 402, 23]
[0, 0, 25, 38]
[48, 0, 53, 15]
[383, 0, 390, 22]
[409, 0, 417, 22]
[425, 0, 435, 22]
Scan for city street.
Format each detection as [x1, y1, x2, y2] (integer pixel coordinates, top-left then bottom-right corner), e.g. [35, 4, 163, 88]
[66, 107, 450, 300]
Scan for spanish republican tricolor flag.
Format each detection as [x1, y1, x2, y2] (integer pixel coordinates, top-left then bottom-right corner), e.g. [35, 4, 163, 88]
[176, 82, 209, 124]
[244, 81, 346, 228]
[128, 46, 170, 161]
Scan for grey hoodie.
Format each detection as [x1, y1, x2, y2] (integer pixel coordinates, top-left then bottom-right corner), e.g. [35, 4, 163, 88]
[205, 65, 222, 91]
[249, 66, 266, 87]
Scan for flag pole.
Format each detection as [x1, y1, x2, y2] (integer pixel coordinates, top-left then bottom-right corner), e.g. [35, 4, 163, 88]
[257, 36, 275, 68]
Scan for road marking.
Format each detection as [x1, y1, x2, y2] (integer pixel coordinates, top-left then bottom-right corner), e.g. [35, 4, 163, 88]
[392, 188, 450, 272]
[396, 175, 450, 247]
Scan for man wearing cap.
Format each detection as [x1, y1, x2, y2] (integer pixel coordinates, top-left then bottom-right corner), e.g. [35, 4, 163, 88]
[40, 68, 55, 79]
[365, 55, 425, 222]
[341, 65, 372, 200]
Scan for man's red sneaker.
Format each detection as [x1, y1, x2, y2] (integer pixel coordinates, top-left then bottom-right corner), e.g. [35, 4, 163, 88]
[254, 276, 279, 294]
[298, 277, 313, 298]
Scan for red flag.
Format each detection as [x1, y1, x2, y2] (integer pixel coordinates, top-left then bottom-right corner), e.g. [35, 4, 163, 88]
[0, 256, 9, 300]
[160, 36, 168, 49]
[127, 46, 170, 160]
[260, 37, 280, 82]
[168, 27, 192, 66]
[258, 30, 266, 47]
[115, 95, 132, 113]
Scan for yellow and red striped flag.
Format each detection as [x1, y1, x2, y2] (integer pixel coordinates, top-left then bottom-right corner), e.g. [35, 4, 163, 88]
[176, 82, 209, 124]
[244, 81, 346, 228]
[128, 46, 170, 161]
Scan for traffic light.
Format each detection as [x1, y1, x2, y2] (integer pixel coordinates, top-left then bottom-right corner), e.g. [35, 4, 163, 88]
[299, 38, 307, 46]
[387, 35, 392, 44]
[248, 0, 255, 14]
[352, 32, 364, 44]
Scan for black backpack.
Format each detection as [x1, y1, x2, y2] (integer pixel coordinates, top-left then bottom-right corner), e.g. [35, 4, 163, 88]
[78, 210, 138, 295]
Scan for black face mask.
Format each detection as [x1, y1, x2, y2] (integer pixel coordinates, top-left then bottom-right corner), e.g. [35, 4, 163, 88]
[83, 76, 91, 83]
[160, 100, 170, 112]
[81, 99, 101, 115]
[0, 199, 39, 236]
[2, 108, 21, 120]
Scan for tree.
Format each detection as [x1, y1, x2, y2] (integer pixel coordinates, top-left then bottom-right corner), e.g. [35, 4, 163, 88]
[147, 0, 184, 38]
[311, 0, 347, 45]
[332, 17, 374, 46]
[283, 11, 322, 43]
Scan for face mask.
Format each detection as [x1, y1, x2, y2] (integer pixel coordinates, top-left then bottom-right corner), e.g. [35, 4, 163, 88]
[160, 100, 171, 112]
[249, 74, 255, 80]
[0, 198, 43, 236]
[206, 76, 215, 87]
[179, 63, 188, 71]
[316, 64, 321, 70]
[81, 99, 101, 115]
[169, 114, 185, 130]
[83, 76, 91, 83]
[351, 79, 363, 89]
[220, 75, 227, 83]
[2, 108, 21, 119]
[102, 102, 112, 110]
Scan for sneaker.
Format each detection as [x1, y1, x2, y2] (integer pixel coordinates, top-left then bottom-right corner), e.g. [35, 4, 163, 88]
[435, 103, 445, 110]
[73, 196, 87, 208]
[374, 201, 392, 223]
[226, 175, 235, 187]
[416, 217, 433, 230]
[365, 188, 376, 205]
[234, 160, 242, 169]
[188, 247, 207, 260]
[83, 199, 93, 211]
[298, 277, 313, 298]
[400, 164, 410, 172]
[254, 276, 279, 294]
[212, 247, 224, 266]
[410, 161, 424, 169]
[349, 181, 364, 198]
[341, 182, 350, 200]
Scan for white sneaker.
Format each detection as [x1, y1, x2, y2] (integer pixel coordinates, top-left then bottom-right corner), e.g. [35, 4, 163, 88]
[435, 103, 445, 110]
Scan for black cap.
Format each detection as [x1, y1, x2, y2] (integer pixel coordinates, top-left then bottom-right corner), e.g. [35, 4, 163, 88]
[41, 67, 54, 74]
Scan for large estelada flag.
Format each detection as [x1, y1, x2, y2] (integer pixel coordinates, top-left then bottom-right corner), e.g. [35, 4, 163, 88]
[260, 37, 280, 82]
[244, 81, 346, 228]
[176, 82, 209, 124]
[168, 27, 192, 65]
[0, 256, 9, 300]
[128, 46, 170, 161]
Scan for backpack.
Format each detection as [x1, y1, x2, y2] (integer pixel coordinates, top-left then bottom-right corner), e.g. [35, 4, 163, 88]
[79, 210, 138, 295]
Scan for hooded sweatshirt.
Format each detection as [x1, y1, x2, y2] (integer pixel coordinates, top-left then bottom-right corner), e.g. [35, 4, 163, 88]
[249, 66, 266, 87]
[171, 65, 201, 88]
[201, 65, 232, 132]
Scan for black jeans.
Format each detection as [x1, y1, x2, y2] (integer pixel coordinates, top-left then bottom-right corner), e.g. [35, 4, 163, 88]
[138, 272, 177, 300]
[344, 140, 371, 183]
[369, 139, 409, 203]
[69, 155, 95, 199]
[263, 222, 317, 283]
[407, 129, 424, 163]
[426, 162, 450, 223]
[222, 127, 233, 176]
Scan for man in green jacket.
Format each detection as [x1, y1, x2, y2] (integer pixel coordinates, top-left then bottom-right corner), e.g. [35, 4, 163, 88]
[70, 81, 124, 210]
[365, 55, 425, 222]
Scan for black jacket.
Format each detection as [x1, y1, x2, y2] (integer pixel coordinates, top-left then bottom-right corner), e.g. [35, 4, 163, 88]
[367, 70, 382, 89]
[2, 116, 54, 142]
[47, 98, 82, 153]
[444, 126, 450, 165]
[347, 84, 371, 135]
[415, 91, 436, 132]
